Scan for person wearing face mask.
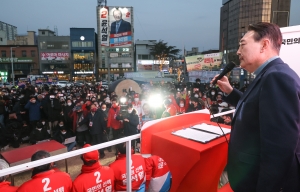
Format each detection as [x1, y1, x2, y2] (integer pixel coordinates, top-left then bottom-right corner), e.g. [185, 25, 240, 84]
[178, 99, 186, 114]
[132, 94, 142, 128]
[29, 122, 50, 144]
[25, 95, 41, 132]
[107, 99, 123, 141]
[63, 99, 74, 131]
[69, 105, 91, 148]
[45, 92, 63, 135]
[116, 103, 139, 150]
[79, 104, 106, 158]
[99, 103, 112, 152]
[209, 88, 218, 102]
[54, 120, 65, 135]
[82, 100, 92, 117]
[117, 103, 139, 137]
[53, 126, 76, 152]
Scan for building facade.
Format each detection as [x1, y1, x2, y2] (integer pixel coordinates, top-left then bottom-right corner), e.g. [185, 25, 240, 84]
[0, 30, 7, 45]
[135, 40, 170, 72]
[0, 21, 17, 41]
[70, 28, 97, 82]
[38, 29, 71, 81]
[0, 45, 39, 82]
[219, 0, 291, 65]
[7, 31, 37, 45]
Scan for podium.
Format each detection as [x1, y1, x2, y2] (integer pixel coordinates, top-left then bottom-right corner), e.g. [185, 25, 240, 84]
[141, 110, 233, 192]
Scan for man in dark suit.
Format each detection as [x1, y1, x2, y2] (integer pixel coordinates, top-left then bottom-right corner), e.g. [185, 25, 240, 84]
[110, 9, 131, 34]
[212, 22, 300, 192]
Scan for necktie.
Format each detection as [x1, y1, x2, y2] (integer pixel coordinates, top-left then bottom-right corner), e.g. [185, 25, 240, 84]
[116, 22, 120, 33]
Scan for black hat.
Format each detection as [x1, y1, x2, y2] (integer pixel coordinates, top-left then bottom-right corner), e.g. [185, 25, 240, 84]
[59, 126, 67, 131]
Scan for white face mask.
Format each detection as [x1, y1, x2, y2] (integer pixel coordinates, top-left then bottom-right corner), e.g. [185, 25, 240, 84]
[61, 131, 66, 135]
[67, 103, 72, 106]
[102, 108, 106, 111]
[42, 122, 45, 125]
[59, 124, 64, 127]
[194, 95, 199, 98]
[128, 109, 133, 113]
[31, 100, 36, 103]
[211, 92, 215, 95]
[134, 98, 139, 102]
[73, 100, 76, 103]
[37, 128, 42, 131]
[180, 103, 184, 107]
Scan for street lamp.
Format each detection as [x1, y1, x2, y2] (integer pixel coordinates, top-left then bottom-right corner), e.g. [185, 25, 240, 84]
[10, 46, 18, 86]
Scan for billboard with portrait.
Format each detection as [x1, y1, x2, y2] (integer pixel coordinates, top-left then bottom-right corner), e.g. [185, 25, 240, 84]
[109, 7, 132, 47]
[185, 52, 223, 72]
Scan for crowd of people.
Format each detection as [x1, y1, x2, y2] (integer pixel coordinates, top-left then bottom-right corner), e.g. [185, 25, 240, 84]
[0, 78, 240, 152]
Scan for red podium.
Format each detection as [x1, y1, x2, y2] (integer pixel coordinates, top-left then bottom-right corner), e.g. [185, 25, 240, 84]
[141, 110, 233, 192]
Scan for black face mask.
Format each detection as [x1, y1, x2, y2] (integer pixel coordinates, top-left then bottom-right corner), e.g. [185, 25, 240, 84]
[86, 105, 91, 110]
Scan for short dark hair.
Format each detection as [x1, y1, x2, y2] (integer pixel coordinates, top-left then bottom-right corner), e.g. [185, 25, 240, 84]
[248, 22, 282, 53]
[31, 150, 51, 176]
[116, 143, 127, 154]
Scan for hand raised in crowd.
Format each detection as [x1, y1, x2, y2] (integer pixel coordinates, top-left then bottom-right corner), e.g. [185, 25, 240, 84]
[210, 75, 233, 95]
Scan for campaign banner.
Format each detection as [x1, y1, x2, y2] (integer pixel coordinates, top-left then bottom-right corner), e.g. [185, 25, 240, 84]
[109, 7, 132, 47]
[99, 7, 109, 46]
[41, 52, 69, 60]
[185, 52, 223, 72]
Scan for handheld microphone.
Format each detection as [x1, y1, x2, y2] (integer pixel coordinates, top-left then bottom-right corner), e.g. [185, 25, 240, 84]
[211, 62, 236, 85]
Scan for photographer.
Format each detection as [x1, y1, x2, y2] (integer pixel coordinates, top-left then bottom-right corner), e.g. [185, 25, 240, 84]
[117, 103, 139, 137]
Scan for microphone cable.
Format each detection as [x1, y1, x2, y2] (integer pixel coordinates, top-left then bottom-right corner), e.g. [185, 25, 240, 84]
[203, 88, 229, 145]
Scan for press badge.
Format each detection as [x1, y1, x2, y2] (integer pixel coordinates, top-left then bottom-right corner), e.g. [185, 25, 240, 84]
[89, 121, 93, 126]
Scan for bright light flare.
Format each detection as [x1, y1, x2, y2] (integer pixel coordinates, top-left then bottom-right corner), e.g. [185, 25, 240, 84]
[120, 97, 127, 104]
[148, 94, 163, 108]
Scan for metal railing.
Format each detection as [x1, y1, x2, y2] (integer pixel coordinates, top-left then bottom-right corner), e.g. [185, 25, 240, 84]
[0, 109, 235, 191]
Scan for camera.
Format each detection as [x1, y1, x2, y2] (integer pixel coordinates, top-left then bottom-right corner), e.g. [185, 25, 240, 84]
[119, 96, 128, 117]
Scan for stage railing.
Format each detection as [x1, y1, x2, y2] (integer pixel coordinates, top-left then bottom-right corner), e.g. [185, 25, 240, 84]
[0, 109, 235, 192]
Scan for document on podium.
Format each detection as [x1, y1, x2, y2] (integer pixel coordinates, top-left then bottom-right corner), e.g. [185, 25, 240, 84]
[172, 128, 220, 143]
[192, 123, 231, 135]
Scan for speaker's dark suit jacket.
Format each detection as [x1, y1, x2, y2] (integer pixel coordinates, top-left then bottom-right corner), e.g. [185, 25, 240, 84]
[224, 58, 300, 192]
[110, 19, 131, 34]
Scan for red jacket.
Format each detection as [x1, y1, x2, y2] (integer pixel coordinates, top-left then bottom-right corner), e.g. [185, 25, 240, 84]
[107, 106, 122, 129]
[72, 162, 115, 192]
[0, 181, 18, 192]
[109, 154, 146, 191]
[17, 169, 72, 192]
[166, 104, 177, 116]
[144, 155, 171, 191]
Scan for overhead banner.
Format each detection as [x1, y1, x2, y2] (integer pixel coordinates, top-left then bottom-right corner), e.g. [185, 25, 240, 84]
[99, 7, 109, 46]
[185, 52, 223, 72]
[109, 7, 132, 47]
